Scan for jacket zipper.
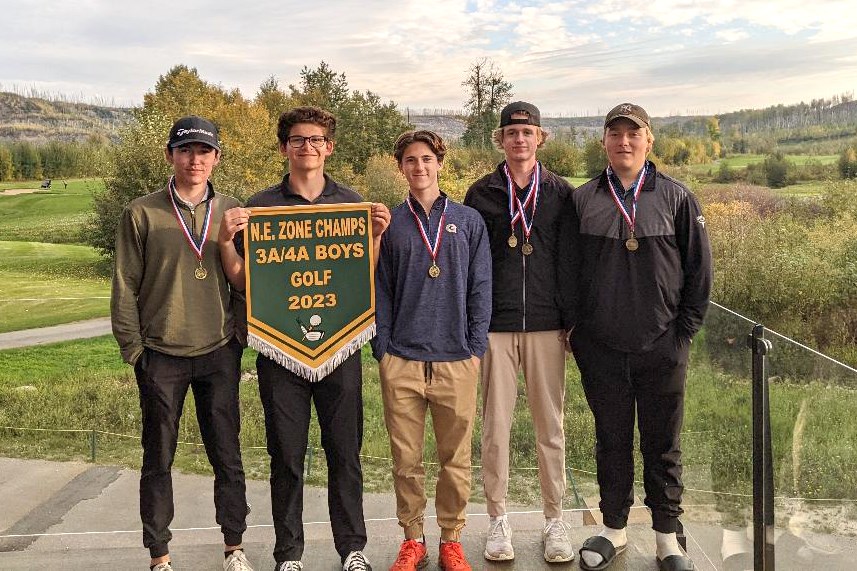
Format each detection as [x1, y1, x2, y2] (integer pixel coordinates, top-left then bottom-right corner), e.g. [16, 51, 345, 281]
[189, 206, 197, 239]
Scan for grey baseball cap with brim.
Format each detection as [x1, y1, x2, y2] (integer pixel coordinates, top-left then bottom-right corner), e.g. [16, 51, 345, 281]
[500, 101, 541, 127]
[604, 103, 650, 129]
[168, 116, 221, 151]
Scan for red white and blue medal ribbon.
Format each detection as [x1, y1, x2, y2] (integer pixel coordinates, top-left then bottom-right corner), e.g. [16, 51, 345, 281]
[503, 161, 541, 247]
[606, 162, 647, 250]
[168, 176, 212, 277]
[406, 195, 448, 278]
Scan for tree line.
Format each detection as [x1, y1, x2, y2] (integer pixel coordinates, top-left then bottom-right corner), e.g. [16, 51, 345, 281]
[0, 139, 109, 181]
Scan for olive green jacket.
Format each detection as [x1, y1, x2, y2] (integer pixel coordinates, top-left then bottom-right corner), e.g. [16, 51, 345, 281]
[111, 184, 241, 365]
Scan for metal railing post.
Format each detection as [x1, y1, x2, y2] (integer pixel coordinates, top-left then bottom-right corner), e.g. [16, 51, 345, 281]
[747, 324, 775, 571]
[89, 429, 97, 463]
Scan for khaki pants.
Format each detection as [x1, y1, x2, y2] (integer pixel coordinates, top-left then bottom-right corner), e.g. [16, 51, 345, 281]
[380, 354, 478, 541]
[481, 330, 567, 518]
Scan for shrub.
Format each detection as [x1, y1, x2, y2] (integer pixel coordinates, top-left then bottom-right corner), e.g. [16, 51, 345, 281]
[361, 154, 406, 210]
[762, 152, 793, 188]
[440, 146, 500, 202]
[838, 145, 857, 179]
[582, 138, 607, 178]
[538, 140, 581, 177]
[714, 160, 734, 183]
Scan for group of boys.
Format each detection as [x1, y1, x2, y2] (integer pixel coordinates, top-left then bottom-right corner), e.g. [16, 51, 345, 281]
[112, 98, 711, 571]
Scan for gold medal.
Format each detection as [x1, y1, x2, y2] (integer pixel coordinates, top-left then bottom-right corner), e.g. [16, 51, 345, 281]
[625, 237, 639, 252]
[521, 242, 534, 255]
[428, 264, 441, 278]
[507, 234, 518, 248]
[194, 264, 208, 280]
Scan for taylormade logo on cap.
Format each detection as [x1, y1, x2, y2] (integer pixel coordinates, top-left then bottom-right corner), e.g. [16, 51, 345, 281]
[168, 116, 221, 151]
[176, 127, 215, 138]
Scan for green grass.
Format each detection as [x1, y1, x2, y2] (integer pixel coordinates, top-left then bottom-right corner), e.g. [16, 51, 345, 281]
[0, 241, 110, 332]
[0, 178, 104, 243]
[568, 176, 591, 187]
[776, 180, 829, 197]
[689, 154, 838, 177]
[0, 336, 125, 384]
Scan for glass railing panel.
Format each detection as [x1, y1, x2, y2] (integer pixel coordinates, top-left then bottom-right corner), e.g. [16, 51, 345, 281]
[762, 325, 857, 570]
[681, 302, 757, 569]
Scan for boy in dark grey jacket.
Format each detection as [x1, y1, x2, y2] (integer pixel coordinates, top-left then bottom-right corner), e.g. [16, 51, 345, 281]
[560, 103, 712, 571]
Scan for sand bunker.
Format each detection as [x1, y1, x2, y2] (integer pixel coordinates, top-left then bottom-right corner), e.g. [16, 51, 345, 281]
[0, 188, 43, 196]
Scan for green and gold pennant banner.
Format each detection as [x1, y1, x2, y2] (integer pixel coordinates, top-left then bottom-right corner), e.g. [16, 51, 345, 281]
[244, 203, 375, 381]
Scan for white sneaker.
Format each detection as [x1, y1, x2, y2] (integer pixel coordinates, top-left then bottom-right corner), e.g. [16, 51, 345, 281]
[342, 550, 372, 570]
[543, 518, 575, 563]
[151, 563, 173, 571]
[223, 549, 254, 571]
[484, 515, 515, 561]
[276, 562, 303, 571]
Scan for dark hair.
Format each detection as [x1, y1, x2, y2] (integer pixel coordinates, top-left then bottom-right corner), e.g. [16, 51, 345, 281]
[277, 106, 337, 145]
[393, 130, 447, 164]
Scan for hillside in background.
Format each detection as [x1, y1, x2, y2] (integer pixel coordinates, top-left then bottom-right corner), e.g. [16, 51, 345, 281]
[2, 91, 856, 152]
[0, 92, 132, 143]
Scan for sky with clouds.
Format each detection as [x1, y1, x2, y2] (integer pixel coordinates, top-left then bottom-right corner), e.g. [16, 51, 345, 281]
[3, 0, 857, 117]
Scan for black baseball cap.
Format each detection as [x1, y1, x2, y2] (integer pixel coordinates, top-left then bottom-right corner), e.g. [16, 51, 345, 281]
[168, 116, 221, 151]
[604, 103, 650, 129]
[499, 101, 541, 128]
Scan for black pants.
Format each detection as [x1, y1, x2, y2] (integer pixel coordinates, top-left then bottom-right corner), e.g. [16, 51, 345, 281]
[570, 327, 689, 533]
[257, 352, 367, 563]
[135, 338, 247, 558]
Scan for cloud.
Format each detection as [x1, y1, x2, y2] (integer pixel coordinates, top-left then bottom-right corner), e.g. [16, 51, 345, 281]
[1, 1, 856, 115]
[580, 0, 857, 40]
[716, 29, 749, 43]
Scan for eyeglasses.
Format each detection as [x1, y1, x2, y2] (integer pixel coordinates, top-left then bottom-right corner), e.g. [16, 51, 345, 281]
[287, 135, 328, 149]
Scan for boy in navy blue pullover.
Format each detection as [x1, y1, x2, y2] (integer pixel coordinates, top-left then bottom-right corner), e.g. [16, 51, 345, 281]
[372, 130, 491, 571]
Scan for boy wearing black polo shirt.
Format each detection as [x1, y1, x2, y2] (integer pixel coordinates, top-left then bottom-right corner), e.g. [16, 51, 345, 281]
[218, 106, 390, 571]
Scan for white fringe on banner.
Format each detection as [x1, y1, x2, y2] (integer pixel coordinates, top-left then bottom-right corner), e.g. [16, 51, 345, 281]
[248, 323, 376, 382]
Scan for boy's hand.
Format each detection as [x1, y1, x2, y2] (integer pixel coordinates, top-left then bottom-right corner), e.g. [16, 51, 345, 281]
[371, 203, 391, 238]
[219, 207, 251, 245]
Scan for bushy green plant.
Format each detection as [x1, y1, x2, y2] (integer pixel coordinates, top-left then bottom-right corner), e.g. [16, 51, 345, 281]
[582, 138, 607, 178]
[439, 145, 500, 202]
[762, 151, 794, 188]
[838, 145, 857, 179]
[714, 160, 734, 183]
[702, 183, 857, 372]
[361, 154, 406, 210]
[538, 139, 581, 177]
[820, 179, 857, 218]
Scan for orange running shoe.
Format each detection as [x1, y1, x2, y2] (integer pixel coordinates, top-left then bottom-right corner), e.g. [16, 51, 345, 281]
[389, 539, 428, 571]
[438, 541, 471, 571]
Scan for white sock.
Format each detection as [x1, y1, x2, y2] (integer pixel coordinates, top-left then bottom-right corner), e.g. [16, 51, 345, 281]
[580, 526, 627, 568]
[721, 528, 751, 561]
[656, 531, 684, 561]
